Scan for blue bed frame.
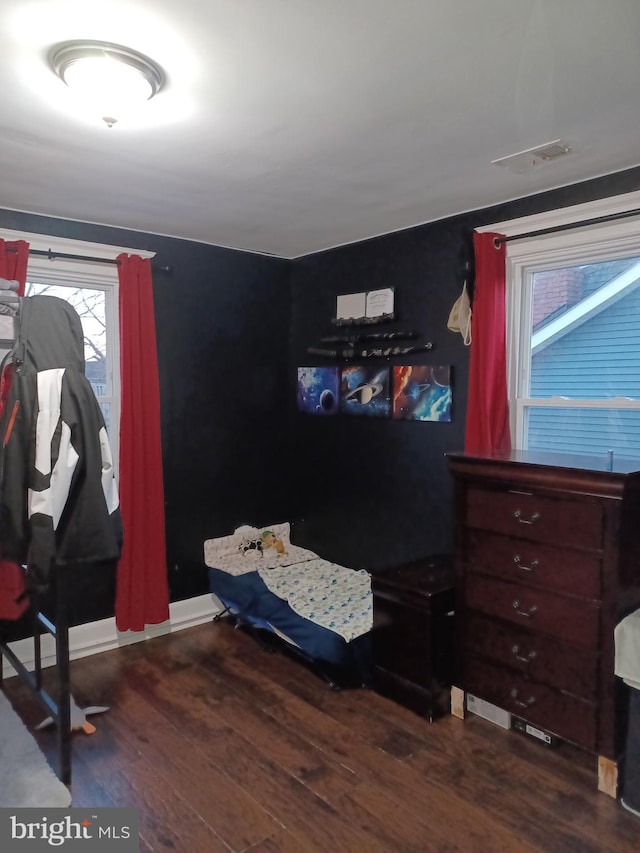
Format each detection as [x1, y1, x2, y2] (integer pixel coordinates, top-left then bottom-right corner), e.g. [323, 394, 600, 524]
[208, 566, 372, 688]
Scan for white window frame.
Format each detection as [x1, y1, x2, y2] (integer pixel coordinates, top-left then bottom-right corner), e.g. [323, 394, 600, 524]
[0, 227, 155, 473]
[477, 189, 640, 450]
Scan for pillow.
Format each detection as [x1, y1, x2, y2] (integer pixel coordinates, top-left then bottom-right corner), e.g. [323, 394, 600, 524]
[203, 530, 242, 567]
[258, 521, 290, 547]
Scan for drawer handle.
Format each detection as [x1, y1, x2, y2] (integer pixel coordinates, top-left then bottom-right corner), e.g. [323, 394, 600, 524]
[510, 687, 537, 708]
[513, 509, 541, 525]
[512, 600, 538, 618]
[512, 643, 537, 663]
[513, 555, 539, 572]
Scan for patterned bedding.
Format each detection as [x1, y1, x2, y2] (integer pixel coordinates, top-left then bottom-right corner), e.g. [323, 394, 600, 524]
[203, 523, 372, 643]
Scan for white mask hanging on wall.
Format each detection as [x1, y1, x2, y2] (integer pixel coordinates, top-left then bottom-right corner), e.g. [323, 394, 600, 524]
[447, 281, 472, 346]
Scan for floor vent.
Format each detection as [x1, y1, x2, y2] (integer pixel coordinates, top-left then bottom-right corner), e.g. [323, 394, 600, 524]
[492, 140, 573, 174]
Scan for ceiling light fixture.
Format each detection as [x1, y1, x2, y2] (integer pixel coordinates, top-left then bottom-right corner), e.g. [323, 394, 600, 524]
[49, 40, 165, 127]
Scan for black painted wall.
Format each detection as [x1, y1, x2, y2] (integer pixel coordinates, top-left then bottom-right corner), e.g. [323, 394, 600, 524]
[288, 167, 640, 571]
[1, 164, 639, 635]
[0, 209, 291, 632]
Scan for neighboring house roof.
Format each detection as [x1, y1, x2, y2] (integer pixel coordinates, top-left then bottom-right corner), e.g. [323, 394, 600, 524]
[532, 259, 640, 355]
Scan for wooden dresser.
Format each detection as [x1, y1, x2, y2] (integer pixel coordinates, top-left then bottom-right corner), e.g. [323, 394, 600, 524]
[447, 450, 640, 796]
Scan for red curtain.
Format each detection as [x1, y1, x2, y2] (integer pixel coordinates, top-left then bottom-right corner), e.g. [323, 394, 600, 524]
[0, 239, 29, 620]
[115, 254, 169, 631]
[464, 232, 511, 455]
[0, 239, 29, 295]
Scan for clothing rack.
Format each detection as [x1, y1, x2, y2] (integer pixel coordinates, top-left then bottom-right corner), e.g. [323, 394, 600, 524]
[0, 290, 72, 785]
[0, 574, 72, 785]
[0, 292, 20, 351]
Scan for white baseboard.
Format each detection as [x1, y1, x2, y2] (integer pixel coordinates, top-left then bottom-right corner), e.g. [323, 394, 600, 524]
[2, 594, 224, 679]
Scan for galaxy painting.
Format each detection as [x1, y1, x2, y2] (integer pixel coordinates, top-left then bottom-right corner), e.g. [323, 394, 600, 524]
[297, 367, 340, 415]
[392, 365, 452, 422]
[340, 365, 391, 417]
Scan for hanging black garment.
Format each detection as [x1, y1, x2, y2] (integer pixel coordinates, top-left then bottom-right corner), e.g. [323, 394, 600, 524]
[0, 294, 122, 593]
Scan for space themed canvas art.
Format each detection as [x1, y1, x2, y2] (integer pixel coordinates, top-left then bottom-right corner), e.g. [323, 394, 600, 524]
[392, 365, 452, 422]
[297, 366, 340, 415]
[340, 365, 391, 417]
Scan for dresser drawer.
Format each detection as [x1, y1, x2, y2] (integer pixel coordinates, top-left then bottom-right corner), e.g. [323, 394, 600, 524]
[467, 530, 601, 599]
[465, 611, 598, 700]
[465, 656, 597, 751]
[466, 487, 603, 550]
[465, 574, 600, 649]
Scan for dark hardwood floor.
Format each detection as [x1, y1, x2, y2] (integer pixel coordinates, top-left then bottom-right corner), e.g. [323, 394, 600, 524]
[3, 619, 639, 852]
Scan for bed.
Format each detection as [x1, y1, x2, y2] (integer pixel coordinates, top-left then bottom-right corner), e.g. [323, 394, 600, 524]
[204, 522, 373, 688]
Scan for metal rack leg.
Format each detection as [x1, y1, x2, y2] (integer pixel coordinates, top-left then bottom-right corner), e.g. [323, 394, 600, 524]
[0, 569, 75, 787]
[55, 573, 71, 786]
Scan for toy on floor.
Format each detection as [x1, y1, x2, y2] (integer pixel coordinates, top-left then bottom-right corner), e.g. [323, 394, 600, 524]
[35, 696, 109, 735]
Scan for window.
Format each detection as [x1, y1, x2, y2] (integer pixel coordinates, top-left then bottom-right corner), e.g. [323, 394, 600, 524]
[483, 191, 640, 459]
[0, 228, 155, 475]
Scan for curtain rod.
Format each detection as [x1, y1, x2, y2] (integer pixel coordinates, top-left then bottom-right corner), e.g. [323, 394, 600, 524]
[493, 206, 640, 247]
[5, 245, 172, 273]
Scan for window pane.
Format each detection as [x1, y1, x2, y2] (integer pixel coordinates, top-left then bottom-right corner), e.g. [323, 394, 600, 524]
[99, 402, 111, 434]
[529, 256, 640, 400]
[25, 281, 108, 395]
[525, 406, 640, 458]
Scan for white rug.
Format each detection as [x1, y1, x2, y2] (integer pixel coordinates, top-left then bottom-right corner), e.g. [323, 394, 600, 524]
[0, 691, 72, 807]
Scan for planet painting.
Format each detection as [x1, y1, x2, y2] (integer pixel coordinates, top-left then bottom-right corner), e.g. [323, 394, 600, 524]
[345, 382, 383, 404]
[319, 388, 336, 411]
[392, 365, 452, 422]
[340, 365, 391, 416]
[297, 366, 340, 415]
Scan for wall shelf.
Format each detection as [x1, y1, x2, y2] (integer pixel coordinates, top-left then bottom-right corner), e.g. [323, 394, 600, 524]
[330, 312, 395, 327]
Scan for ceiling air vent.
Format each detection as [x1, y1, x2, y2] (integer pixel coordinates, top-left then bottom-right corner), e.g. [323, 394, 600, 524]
[492, 140, 573, 174]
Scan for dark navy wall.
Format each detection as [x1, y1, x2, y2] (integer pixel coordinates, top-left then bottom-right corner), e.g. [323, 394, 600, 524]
[152, 239, 291, 600]
[0, 208, 291, 631]
[288, 167, 640, 571]
[1, 164, 639, 631]
[289, 223, 469, 570]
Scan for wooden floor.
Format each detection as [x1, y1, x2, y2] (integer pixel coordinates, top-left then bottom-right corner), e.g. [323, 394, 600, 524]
[3, 620, 640, 852]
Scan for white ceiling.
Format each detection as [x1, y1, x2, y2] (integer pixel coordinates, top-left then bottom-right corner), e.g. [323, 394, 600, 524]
[1, 0, 640, 259]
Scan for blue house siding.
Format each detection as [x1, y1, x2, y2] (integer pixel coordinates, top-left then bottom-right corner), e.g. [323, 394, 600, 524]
[527, 408, 640, 458]
[528, 286, 640, 458]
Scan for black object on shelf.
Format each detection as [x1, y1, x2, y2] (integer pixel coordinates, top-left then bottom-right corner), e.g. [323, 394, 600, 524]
[330, 312, 396, 327]
[306, 342, 433, 360]
[320, 331, 420, 344]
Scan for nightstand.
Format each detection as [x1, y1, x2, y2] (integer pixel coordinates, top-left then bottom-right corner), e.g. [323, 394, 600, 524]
[371, 556, 455, 720]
